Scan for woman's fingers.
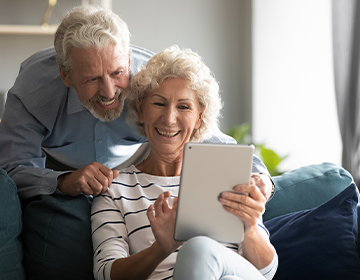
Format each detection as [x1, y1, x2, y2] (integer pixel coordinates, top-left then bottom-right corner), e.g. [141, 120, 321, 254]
[150, 191, 173, 218]
[220, 184, 266, 228]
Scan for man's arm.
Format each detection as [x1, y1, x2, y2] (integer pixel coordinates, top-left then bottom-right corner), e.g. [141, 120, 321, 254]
[203, 126, 237, 144]
[0, 91, 65, 199]
[0, 92, 119, 198]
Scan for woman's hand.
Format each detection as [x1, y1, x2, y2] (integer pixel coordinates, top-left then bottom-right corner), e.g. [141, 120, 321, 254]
[219, 177, 266, 233]
[147, 191, 183, 255]
[220, 179, 276, 269]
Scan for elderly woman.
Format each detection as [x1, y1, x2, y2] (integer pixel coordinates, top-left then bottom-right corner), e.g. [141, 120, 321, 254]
[91, 46, 278, 280]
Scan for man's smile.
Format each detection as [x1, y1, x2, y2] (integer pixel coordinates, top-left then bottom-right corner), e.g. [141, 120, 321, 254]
[98, 99, 116, 106]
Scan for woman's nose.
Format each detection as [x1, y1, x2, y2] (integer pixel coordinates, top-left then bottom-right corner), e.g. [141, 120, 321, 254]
[163, 107, 177, 125]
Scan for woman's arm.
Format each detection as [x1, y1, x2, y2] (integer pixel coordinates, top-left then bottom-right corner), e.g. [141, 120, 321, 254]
[92, 191, 181, 280]
[110, 241, 171, 280]
[220, 181, 276, 269]
[111, 192, 182, 280]
[241, 220, 275, 270]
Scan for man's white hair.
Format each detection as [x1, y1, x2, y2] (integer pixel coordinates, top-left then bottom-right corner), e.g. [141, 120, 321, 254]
[54, 5, 130, 74]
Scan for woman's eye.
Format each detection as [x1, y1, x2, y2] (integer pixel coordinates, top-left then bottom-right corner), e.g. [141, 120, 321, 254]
[178, 105, 190, 110]
[154, 103, 165, 106]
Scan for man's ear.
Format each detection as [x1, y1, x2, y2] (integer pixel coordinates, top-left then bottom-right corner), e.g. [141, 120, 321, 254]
[138, 106, 144, 123]
[59, 67, 72, 87]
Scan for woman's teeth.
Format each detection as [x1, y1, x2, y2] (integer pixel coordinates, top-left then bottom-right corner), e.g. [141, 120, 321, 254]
[157, 129, 178, 137]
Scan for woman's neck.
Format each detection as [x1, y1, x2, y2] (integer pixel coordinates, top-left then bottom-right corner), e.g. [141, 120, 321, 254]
[136, 150, 183, 177]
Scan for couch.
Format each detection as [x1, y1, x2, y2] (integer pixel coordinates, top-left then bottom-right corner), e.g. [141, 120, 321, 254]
[0, 162, 359, 280]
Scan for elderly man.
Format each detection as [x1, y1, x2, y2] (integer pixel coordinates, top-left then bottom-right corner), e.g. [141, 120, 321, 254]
[0, 6, 155, 199]
[0, 5, 273, 280]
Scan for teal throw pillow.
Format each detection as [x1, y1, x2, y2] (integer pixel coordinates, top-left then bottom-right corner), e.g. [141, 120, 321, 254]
[264, 162, 353, 221]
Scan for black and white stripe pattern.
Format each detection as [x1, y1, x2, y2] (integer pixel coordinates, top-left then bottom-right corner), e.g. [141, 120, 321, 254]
[91, 165, 274, 280]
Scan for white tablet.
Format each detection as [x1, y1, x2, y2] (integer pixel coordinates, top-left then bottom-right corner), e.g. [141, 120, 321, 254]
[174, 143, 254, 243]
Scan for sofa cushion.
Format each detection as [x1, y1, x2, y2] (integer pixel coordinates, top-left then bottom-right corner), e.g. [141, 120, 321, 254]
[0, 169, 25, 280]
[264, 162, 354, 221]
[264, 184, 360, 280]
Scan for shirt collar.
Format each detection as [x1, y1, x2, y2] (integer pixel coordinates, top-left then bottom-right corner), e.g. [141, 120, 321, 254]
[67, 87, 85, 115]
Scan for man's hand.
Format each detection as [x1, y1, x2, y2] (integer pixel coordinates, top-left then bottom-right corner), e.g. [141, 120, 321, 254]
[251, 173, 273, 200]
[57, 162, 119, 196]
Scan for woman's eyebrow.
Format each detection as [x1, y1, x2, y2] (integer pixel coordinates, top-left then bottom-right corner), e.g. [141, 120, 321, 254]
[150, 94, 166, 100]
[150, 94, 195, 103]
[178, 98, 193, 102]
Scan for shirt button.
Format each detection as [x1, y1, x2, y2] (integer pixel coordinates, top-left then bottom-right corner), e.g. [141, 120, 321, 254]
[98, 139, 103, 143]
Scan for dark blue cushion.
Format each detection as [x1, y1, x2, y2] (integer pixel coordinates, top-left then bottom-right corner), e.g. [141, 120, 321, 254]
[264, 184, 360, 280]
[0, 169, 25, 280]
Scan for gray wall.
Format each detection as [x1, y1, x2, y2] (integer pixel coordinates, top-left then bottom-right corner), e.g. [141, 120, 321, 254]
[0, 0, 252, 130]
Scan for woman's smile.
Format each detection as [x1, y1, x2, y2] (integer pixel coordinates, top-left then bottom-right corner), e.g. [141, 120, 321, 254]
[156, 128, 180, 137]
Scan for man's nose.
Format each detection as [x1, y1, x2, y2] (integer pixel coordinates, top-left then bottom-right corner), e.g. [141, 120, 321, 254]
[100, 76, 116, 99]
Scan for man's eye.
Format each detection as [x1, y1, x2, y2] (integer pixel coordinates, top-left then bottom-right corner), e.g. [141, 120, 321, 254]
[115, 70, 126, 76]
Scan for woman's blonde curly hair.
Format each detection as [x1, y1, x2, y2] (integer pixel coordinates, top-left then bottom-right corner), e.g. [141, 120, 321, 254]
[127, 45, 223, 142]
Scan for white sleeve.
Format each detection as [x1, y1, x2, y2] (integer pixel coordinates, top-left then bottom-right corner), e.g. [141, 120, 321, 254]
[259, 251, 278, 280]
[91, 192, 130, 280]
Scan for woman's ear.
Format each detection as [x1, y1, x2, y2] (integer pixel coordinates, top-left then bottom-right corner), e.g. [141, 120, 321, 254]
[195, 111, 203, 129]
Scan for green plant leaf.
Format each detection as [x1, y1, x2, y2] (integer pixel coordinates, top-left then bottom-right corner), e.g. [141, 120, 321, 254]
[259, 147, 287, 176]
[226, 123, 251, 144]
[225, 123, 288, 176]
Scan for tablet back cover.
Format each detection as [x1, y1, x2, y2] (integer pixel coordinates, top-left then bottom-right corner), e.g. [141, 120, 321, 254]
[174, 143, 254, 243]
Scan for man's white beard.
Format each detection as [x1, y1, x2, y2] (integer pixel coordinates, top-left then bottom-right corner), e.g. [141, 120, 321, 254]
[82, 88, 127, 122]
